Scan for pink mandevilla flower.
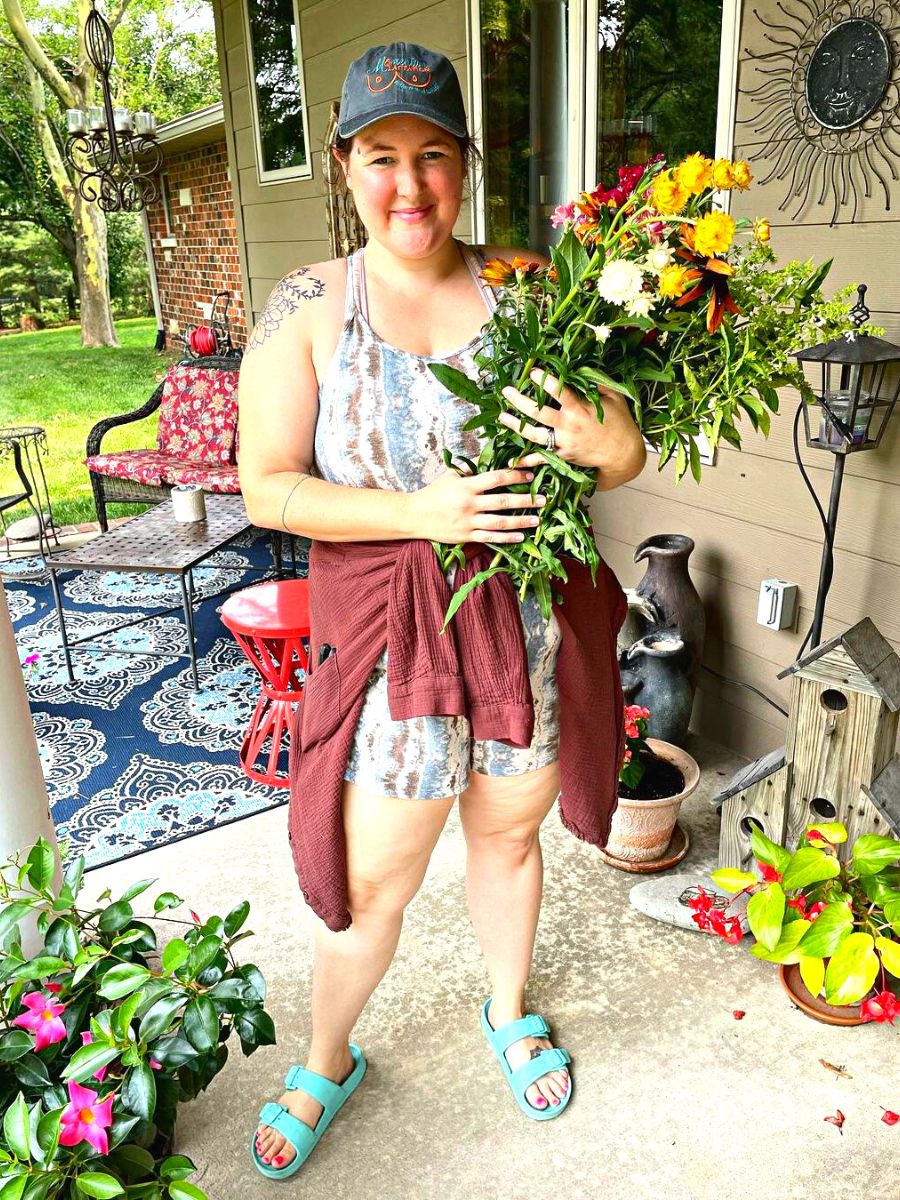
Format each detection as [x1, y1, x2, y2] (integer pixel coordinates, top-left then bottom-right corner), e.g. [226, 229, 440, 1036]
[13, 991, 67, 1051]
[860, 990, 899, 1026]
[59, 1080, 114, 1156]
[80, 1031, 109, 1082]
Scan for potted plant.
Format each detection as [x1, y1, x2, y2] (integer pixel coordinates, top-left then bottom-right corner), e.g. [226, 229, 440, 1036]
[701, 822, 900, 1026]
[0, 838, 276, 1197]
[602, 704, 700, 868]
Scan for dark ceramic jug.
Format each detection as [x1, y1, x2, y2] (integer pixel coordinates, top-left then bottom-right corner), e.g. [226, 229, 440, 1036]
[633, 534, 706, 687]
[620, 633, 695, 746]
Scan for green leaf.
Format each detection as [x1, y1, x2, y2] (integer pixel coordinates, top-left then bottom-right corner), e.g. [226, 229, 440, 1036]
[9, 955, 68, 981]
[161, 939, 190, 974]
[797, 902, 854, 958]
[780, 847, 841, 891]
[234, 1007, 276, 1050]
[0, 903, 33, 944]
[13, 1054, 50, 1090]
[747, 882, 785, 952]
[75, 1173, 125, 1198]
[186, 937, 220, 981]
[108, 1145, 156, 1182]
[223, 902, 250, 938]
[61, 1042, 119, 1083]
[153, 892, 183, 914]
[824, 932, 880, 1006]
[98, 963, 151, 1001]
[159, 1157, 196, 1182]
[710, 869, 757, 893]
[3, 1093, 30, 1161]
[183, 997, 218, 1053]
[0, 1179, 27, 1200]
[799, 955, 826, 999]
[64, 855, 85, 897]
[121, 1063, 156, 1122]
[25, 840, 55, 892]
[117, 879, 156, 905]
[139, 994, 186, 1042]
[149, 1035, 197, 1069]
[427, 362, 483, 405]
[0, 1032, 35, 1063]
[805, 822, 847, 844]
[750, 827, 790, 872]
[168, 1183, 206, 1200]
[751, 918, 810, 963]
[852, 834, 900, 876]
[112, 990, 145, 1041]
[98, 901, 134, 934]
[884, 896, 900, 935]
[875, 936, 900, 979]
[35, 1109, 61, 1163]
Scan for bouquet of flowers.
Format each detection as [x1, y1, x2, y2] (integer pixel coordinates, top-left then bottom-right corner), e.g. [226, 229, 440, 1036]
[430, 153, 882, 626]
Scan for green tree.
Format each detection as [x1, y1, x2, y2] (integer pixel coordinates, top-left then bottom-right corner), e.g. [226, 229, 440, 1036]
[0, 0, 218, 346]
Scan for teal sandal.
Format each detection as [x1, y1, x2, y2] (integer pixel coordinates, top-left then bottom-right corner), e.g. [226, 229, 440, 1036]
[481, 999, 572, 1121]
[251, 1044, 367, 1180]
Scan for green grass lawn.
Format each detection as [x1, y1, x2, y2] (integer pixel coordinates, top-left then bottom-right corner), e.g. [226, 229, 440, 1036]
[0, 319, 178, 529]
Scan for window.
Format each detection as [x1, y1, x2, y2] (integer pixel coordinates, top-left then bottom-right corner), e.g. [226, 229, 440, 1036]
[244, 0, 312, 183]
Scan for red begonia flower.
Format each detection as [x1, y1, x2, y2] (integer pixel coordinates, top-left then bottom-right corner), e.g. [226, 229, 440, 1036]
[860, 991, 899, 1025]
[756, 861, 782, 883]
[824, 1110, 845, 1134]
[881, 1109, 899, 1126]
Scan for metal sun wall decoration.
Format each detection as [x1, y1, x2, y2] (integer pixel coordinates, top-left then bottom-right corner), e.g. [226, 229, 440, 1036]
[738, 0, 900, 223]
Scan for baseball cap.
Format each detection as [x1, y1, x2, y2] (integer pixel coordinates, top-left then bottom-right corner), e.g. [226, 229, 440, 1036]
[337, 42, 468, 140]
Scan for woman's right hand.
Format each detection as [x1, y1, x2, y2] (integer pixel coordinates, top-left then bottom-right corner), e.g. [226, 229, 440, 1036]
[408, 467, 547, 545]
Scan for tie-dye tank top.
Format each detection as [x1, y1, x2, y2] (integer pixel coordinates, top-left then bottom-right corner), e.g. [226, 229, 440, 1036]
[312, 242, 561, 799]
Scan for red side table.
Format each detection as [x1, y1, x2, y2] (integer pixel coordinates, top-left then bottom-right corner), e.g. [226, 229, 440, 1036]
[220, 578, 310, 788]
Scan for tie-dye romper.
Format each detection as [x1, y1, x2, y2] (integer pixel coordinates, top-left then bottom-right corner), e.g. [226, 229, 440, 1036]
[313, 242, 562, 799]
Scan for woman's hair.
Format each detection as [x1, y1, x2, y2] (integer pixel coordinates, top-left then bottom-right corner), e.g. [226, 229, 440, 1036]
[332, 131, 483, 198]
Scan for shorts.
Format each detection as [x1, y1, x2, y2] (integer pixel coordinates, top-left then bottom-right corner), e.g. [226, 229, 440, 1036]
[343, 589, 562, 799]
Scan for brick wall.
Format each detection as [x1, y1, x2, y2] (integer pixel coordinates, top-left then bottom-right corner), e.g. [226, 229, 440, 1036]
[145, 140, 247, 352]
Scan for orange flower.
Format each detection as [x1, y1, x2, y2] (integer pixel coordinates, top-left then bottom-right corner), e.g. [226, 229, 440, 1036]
[480, 258, 516, 287]
[511, 256, 542, 274]
[731, 160, 753, 189]
[675, 153, 713, 195]
[650, 170, 689, 215]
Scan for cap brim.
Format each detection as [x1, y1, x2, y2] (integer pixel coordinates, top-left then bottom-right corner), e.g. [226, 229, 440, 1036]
[337, 106, 468, 140]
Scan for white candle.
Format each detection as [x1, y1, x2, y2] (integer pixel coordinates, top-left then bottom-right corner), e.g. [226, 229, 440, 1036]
[134, 111, 154, 135]
[87, 106, 105, 131]
[66, 108, 87, 134]
[113, 107, 133, 132]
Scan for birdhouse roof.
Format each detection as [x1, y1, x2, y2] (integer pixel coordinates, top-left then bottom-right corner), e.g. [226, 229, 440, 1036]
[862, 756, 900, 837]
[777, 618, 900, 711]
[712, 746, 786, 808]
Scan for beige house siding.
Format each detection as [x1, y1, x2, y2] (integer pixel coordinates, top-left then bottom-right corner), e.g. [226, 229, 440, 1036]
[212, 0, 472, 325]
[593, 1, 900, 761]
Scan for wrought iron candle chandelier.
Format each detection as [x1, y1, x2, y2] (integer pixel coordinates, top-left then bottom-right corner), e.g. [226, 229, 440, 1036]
[64, 0, 162, 212]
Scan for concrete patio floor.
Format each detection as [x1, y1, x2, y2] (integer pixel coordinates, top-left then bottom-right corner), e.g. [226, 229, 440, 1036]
[85, 732, 898, 1200]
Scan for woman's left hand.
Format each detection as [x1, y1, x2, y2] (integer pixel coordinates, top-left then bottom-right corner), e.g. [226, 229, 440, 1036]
[499, 368, 646, 480]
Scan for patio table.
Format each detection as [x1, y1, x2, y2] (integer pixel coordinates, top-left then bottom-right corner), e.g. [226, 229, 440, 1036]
[46, 494, 279, 690]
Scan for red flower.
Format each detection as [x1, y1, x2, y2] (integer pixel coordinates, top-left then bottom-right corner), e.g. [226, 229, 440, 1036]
[881, 1109, 899, 1126]
[45, 982, 64, 994]
[860, 990, 899, 1026]
[756, 861, 782, 883]
[787, 895, 808, 915]
[190, 910, 201, 925]
[824, 1110, 845, 1134]
[732, 1010, 746, 1020]
[808, 901, 826, 922]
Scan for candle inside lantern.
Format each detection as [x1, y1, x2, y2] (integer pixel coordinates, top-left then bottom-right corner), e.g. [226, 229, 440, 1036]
[113, 107, 133, 132]
[134, 111, 157, 136]
[87, 106, 105, 131]
[66, 108, 87, 134]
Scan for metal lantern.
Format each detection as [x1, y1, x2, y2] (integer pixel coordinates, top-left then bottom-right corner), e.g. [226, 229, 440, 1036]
[791, 284, 900, 649]
[794, 285, 900, 454]
[63, 1, 162, 212]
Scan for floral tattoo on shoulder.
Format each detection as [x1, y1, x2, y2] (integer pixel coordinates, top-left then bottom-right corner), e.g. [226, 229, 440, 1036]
[247, 267, 325, 350]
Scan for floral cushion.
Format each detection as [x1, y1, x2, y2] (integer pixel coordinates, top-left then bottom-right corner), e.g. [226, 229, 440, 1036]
[156, 364, 239, 466]
[85, 451, 240, 494]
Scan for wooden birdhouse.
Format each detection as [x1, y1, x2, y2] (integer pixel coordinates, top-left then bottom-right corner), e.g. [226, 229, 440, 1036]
[715, 618, 900, 870]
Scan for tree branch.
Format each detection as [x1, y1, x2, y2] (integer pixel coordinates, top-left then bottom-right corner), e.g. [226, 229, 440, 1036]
[1, 0, 76, 109]
[24, 61, 76, 218]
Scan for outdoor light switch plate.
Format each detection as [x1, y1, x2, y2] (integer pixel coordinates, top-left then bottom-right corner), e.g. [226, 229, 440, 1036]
[178, 188, 192, 207]
[757, 579, 798, 630]
[159, 236, 177, 248]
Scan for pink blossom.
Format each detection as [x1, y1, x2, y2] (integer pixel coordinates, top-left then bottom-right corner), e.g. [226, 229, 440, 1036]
[80, 1031, 109, 1082]
[13, 991, 67, 1051]
[550, 203, 575, 229]
[59, 1079, 114, 1156]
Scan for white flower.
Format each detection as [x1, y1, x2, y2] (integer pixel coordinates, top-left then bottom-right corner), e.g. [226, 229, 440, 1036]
[591, 323, 612, 342]
[659, 330, 670, 345]
[626, 293, 656, 318]
[596, 259, 645, 306]
[644, 246, 674, 275]
[843, 329, 858, 342]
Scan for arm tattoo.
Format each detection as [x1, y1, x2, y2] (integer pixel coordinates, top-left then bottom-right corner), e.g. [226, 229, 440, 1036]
[247, 267, 325, 351]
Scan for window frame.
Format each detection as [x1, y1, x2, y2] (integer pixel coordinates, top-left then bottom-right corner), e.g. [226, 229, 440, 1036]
[242, 0, 314, 185]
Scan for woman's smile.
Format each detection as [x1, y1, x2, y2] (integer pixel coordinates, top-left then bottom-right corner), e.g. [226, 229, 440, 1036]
[391, 205, 434, 222]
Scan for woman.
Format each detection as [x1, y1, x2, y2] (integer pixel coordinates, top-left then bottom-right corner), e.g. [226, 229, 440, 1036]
[239, 41, 647, 1179]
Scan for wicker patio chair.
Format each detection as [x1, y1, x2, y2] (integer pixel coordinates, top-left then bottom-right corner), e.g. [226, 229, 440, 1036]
[85, 354, 241, 532]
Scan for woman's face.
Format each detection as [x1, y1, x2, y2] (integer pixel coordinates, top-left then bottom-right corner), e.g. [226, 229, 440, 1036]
[339, 115, 465, 259]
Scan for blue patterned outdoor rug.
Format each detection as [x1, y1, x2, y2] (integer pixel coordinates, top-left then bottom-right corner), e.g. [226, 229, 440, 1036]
[3, 529, 308, 870]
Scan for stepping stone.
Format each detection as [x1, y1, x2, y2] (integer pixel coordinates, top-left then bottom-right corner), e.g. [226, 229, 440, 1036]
[629, 872, 750, 936]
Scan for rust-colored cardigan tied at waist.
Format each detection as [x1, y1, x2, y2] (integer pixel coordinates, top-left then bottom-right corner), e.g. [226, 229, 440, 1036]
[288, 538, 628, 932]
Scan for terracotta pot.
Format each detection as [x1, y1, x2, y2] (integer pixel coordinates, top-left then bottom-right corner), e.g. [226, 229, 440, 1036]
[778, 963, 867, 1027]
[606, 738, 700, 863]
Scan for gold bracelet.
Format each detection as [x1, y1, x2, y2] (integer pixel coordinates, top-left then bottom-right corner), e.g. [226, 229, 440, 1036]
[281, 473, 310, 531]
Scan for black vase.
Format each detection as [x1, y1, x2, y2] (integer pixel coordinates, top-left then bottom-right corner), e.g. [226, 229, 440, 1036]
[621, 633, 695, 745]
[632, 534, 705, 688]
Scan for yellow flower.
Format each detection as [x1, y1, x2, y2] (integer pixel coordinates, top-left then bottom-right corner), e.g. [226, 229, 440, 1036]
[480, 258, 516, 287]
[732, 160, 753, 189]
[657, 264, 693, 299]
[650, 170, 689, 215]
[693, 211, 736, 257]
[711, 158, 735, 189]
[752, 217, 771, 243]
[675, 153, 713, 195]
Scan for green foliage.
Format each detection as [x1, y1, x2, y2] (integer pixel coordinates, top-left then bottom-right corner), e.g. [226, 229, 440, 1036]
[713, 822, 900, 1008]
[0, 838, 276, 1197]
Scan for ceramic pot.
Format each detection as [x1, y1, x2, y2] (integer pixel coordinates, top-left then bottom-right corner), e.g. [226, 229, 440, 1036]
[622, 632, 694, 745]
[606, 738, 700, 863]
[778, 963, 867, 1027]
[633, 534, 706, 689]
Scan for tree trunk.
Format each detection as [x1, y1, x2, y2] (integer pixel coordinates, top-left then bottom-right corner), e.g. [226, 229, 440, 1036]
[74, 193, 118, 347]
